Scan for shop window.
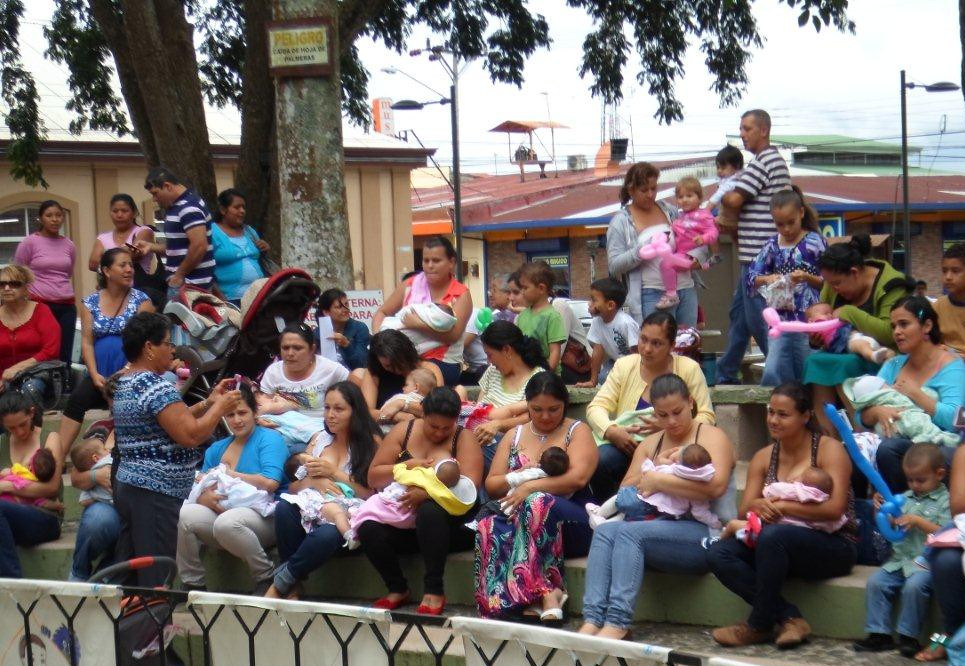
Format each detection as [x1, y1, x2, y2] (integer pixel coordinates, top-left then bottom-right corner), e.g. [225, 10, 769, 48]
[526, 252, 571, 297]
[0, 203, 70, 265]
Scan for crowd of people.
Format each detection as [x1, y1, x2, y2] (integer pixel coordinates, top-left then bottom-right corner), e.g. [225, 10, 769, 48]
[0, 111, 963, 661]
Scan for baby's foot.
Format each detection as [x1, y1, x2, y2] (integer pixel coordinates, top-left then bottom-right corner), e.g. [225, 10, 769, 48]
[343, 528, 360, 550]
[655, 293, 680, 310]
[871, 347, 896, 364]
[585, 504, 608, 530]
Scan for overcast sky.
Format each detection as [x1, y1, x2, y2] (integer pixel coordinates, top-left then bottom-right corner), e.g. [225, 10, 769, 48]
[18, 0, 965, 174]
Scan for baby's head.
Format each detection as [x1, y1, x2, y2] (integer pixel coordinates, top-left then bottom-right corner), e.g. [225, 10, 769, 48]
[805, 303, 834, 322]
[31, 448, 56, 483]
[284, 453, 312, 482]
[675, 176, 703, 212]
[70, 438, 109, 473]
[680, 443, 712, 469]
[403, 368, 437, 396]
[432, 302, 455, 317]
[539, 446, 569, 477]
[798, 466, 834, 495]
[902, 443, 947, 496]
[256, 390, 295, 415]
[434, 458, 461, 488]
[715, 144, 744, 179]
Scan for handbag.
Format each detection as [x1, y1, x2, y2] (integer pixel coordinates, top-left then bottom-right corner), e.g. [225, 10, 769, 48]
[10, 360, 68, 410]
[244, 226, 280, 276]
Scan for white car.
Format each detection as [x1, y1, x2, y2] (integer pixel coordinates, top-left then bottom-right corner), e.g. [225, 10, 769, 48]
[566, 299, 593, 331]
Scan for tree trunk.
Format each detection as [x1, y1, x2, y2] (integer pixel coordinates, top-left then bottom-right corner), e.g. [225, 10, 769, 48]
[116, 0, 217, 207]
[235, 0, 275, 242]
[271, 0, 354, 289]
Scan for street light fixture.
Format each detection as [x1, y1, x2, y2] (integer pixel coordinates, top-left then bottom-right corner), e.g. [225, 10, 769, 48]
[385, 45, 465, 281]
[900, 70, 960, 276]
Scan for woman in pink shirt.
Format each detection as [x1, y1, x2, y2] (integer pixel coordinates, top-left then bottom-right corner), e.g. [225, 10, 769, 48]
[14, 201, 76, 366]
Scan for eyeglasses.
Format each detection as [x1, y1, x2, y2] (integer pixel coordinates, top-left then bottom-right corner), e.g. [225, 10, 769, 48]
[0, 281, 24, 289]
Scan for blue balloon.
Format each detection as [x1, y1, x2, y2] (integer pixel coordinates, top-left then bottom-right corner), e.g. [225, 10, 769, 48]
[823, 403, 906, 542]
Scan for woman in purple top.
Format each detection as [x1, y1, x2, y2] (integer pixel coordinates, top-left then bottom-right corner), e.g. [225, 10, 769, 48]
[14, 200, 76, 366]
[746, 187, 827, 386]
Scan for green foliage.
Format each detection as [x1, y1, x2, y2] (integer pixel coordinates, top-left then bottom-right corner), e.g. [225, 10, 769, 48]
[0, 0, 46, 187]
[0, 0, 856, 186]
[45, 0, 129, 136]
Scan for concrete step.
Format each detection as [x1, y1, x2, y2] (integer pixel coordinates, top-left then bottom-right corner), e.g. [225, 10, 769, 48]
[15, 530, 934, 641]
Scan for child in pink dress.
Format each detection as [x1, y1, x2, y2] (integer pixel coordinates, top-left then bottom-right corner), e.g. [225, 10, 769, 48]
[646, 177, 719, 310]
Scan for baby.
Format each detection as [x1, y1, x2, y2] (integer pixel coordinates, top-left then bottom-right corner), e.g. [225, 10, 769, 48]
[718, 466, 847, 547]
[643, 177, 720, 310]
[381, 302, 457, 355]
[350, 458, 476, 532]
[280, 452, 364, 549]
[70, 439, 113, 506]
[704, 144, 744, 211]
[805, 303, 895, 365]
[505, 446, 569, 489]
[379, 367, 437, 423]
[256, 390, 329, 456]
[844, 374, 961, 447]
[585, 443, 721, 529]
[0, 448, 56, 507]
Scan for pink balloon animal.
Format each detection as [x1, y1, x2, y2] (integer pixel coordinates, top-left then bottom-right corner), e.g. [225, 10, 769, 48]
[762, 307, 844, 340]
[638, 233, 672, 260]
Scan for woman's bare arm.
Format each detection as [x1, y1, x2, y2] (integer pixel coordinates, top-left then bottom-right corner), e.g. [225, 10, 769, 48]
[641, 427, 735, 501]
[367, 423, 406, 490]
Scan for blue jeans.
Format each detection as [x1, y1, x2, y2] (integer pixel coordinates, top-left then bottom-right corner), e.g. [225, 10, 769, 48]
[642, 286, 698, 327]
[273, 498, 345, 595]
[69, 501, 121, 581]
[865, 567, 932, 637]
[761, 332, 813, 386]
[928, 542, 965, 634]
[589, 444, 631, 502]
[707, 523, 856, 630]
[615, 486, 660, 521]
[582, 518, 711, 629]
[717, 265, 769, 383]
[0, 502, 61, 577]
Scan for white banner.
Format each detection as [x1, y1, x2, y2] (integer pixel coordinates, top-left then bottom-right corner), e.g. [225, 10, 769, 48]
[187, 592, 392, 666]
[346, 290, 384, 331]
[0, 579, 121, 665]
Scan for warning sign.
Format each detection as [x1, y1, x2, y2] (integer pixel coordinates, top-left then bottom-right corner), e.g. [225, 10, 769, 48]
[267, 18, 334, 77]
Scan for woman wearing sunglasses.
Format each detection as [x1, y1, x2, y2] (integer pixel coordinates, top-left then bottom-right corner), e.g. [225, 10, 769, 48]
[0, 264, 61, 405]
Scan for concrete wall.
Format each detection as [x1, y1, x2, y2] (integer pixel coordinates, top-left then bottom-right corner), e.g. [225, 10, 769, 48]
[0, 160, 415, 298]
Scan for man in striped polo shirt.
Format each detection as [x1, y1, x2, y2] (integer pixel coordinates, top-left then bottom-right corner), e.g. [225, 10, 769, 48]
[716, 110, 791, 384]
[140, 166, 215, 300]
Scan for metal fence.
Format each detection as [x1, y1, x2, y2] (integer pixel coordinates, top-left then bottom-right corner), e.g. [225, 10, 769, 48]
[0, 578, 759, 666]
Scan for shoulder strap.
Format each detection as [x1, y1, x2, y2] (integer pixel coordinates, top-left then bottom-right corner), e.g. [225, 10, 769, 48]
[563, 420, 581, 449]
[694, 423, 703, 443]
[765, 440, 781, 484]
[810, 431, 820, 466]
[402, 419, 415, 450]
[513, 425, 523, 446]
[451, 425, 463, 455]
[654, 431, 665, 456]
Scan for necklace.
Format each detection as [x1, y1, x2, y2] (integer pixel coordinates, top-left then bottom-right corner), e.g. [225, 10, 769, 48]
[529, 421, 560, 444]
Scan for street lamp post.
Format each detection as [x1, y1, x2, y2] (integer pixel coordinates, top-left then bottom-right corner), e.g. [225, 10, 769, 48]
[899, 70, 959, 277]
[385, 47, 465, 281]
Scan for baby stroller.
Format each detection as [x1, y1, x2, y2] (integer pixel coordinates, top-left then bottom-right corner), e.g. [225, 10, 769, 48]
[175, 269, 320, 404]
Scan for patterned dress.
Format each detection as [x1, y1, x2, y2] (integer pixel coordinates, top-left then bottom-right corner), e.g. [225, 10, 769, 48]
[474, 422, 582, 617]
[745, 231, 827, 321]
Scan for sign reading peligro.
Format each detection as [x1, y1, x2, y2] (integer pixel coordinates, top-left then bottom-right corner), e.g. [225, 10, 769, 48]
[266, 18, 334, 78]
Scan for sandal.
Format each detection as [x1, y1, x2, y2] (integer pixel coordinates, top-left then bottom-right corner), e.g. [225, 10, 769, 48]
[915, 633, 948, 662]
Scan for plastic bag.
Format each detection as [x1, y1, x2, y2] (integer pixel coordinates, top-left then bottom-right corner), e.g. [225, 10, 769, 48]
[758, 275, 795, 311]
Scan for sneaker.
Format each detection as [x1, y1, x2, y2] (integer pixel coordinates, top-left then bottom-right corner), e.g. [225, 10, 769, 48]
[897, 634, 923, 658]
[343, 528, 360, 550]
[853, 633, 896, 652]
[914, 554, 930, 571]
[701, 536, 721, 549]
[708, 254, 723, 267]
[655, 294, 680, 310]
[712, 622, 773, 647]
[775, 617, 811, 649]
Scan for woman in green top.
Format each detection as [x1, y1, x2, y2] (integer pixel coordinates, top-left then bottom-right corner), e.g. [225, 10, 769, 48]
[802, 235, 914, 434]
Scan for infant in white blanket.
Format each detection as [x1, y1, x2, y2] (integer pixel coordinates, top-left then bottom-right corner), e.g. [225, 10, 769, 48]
[381, 302, 457, 355]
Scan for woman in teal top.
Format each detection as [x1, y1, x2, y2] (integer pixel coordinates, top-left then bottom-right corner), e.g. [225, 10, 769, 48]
[211, 189, 268, 305]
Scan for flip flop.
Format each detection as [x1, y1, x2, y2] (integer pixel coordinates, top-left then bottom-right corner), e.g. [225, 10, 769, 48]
[539, 592, 569, 622]
[915, 634, 948, 662]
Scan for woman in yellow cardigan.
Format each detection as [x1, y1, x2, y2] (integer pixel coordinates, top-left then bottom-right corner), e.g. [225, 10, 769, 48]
[587, 311, 715, 500]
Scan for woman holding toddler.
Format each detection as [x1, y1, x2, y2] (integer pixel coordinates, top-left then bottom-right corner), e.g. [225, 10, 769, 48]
[706, 382, 856, 649]
[579, 373, 735, 640]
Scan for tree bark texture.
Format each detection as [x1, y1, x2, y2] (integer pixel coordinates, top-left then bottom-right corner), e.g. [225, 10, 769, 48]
[235, 0, 275, 245]
[108, 0, 217, 206]
[272, 0, 354, 290]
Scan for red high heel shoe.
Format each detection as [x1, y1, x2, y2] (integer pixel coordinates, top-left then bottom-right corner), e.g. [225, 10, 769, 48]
[417, 596, 446, 616]
[373, 592, 411, 610]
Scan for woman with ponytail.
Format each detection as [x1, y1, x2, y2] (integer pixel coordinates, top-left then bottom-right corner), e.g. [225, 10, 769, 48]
[472, 321, 547, 464]
[747, 186, 827, 386]
[802, 233, 915, 434]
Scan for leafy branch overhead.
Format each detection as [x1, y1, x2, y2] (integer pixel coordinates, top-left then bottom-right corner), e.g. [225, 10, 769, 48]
[0, 0, 854, 190]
